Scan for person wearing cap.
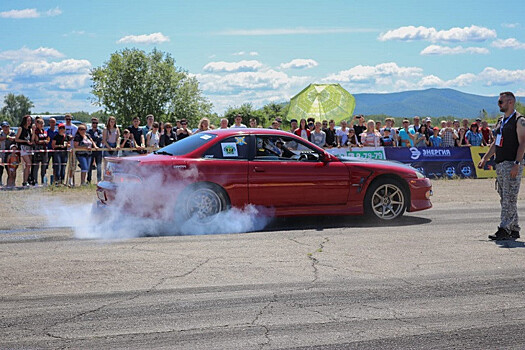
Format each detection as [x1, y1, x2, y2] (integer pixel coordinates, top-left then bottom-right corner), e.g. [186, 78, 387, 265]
[52, 124, 69, 185]
[465, 122, 483, 146]
[6, 143, 19, 187]
[424, 118, 433, 139]
[0, 121, 16, 186]
[380, 128, 395, 147]
[381, 118, 399, 146]
[429, 127, 443, 147]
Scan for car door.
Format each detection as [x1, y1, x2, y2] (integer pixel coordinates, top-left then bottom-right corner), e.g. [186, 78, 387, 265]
[198, 135, 251, 207]
[248, 135, 350, 207]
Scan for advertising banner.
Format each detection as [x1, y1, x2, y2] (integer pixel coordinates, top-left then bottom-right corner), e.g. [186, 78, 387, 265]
[383, 147, 476, 178]
[326, 147, 386, 160]
[470, 146, 497, 178]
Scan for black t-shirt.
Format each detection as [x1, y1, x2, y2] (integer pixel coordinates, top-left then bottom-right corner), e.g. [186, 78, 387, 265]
[127, 125, 143, 145]
[323, 128, 337, 147]
[353, 125, 367, 138]
[53, 134, 67, 149]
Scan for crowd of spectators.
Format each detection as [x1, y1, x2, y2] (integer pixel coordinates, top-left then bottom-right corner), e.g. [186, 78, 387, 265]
[283, 115, 493, 149]
[0, 112, 496, 188]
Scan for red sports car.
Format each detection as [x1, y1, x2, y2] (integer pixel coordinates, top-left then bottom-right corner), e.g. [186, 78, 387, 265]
[96, 129, 432, 222]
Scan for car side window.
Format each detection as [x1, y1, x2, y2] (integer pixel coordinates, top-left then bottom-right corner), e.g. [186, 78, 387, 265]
[254, 135, 322, 162]
[201, 136, 249, 160]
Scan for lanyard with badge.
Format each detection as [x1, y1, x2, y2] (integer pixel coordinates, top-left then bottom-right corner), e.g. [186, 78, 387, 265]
[495, 111, 515, 147]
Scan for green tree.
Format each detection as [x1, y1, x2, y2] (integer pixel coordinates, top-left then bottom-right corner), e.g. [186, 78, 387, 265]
[1, 93, 34, 125]
[169, 75, 213, 127]
[91, 48, 211, 127]
[516, 100, 525, 116]
[223, 103, 265, 126]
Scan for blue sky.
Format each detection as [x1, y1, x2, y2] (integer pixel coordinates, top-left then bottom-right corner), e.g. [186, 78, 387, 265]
[1, 0, 524, 114]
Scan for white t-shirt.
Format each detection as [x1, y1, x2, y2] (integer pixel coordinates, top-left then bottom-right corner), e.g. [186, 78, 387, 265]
[230, 124, 247, 128]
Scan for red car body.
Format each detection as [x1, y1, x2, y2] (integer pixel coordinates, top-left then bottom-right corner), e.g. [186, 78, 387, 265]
[96, 129, 432, 221]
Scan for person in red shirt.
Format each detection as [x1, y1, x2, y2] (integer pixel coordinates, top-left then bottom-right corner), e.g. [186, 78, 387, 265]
[480, 120, 493, 146]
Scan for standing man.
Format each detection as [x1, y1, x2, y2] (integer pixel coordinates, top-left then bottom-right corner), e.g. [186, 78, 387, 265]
[87, 118, 103, 184]
[127, 116, 145, 154]
[231, 114, 247, 128]
[323, 119, 337, 148]
[478, 92, 525, 240]
[439, 120, 458, 147]
[142, 114, 155, 139]
[219, 118, 229, 129]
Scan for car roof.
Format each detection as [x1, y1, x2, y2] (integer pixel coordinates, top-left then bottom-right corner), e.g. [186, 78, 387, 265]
[205, 128, 291, 137]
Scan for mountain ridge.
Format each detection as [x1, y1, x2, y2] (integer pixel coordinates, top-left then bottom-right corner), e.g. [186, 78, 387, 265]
[351, 88, 522, 118]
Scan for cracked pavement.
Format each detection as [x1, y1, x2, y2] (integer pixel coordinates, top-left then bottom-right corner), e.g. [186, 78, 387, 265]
[2, 179, 525, 349]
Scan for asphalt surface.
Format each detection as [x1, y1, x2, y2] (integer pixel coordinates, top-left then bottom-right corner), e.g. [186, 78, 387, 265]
[2, 196, 525, 349]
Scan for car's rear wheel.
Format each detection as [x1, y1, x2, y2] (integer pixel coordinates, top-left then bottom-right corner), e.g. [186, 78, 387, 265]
[364, 178, 407, 220]
[179, 183, 229, 223]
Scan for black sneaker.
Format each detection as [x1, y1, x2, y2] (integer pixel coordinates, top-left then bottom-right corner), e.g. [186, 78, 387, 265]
[488, 227, 513, 240]
[511, 230, 520, 239]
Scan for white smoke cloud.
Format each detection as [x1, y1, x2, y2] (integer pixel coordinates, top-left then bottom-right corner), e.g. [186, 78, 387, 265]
[45, 161, 272, 239]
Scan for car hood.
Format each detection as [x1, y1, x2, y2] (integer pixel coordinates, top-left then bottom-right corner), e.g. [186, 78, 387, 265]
[337, 156, 420, 176]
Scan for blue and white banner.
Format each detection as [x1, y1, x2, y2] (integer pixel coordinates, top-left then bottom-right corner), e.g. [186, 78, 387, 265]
[384, 147, 476, 178]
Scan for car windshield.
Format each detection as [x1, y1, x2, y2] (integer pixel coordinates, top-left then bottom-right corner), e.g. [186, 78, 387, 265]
[156, 133, 217, 156]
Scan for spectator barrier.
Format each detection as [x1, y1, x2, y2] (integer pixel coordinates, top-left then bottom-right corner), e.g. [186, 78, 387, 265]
[325, 146, 497, 178]
[0, 145, 498, 188]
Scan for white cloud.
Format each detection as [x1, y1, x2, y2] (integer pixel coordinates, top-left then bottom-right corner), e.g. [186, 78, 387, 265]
[0, 8, 39, 18]
[324, 62, 423, 83]
[477, 67, 525, 86]
[491, 38, 525, 49]
[280, 59, 319, 70]
[0, 7, 62, 19]
[420, 45, 489, 55]
[501, 23, 520, 28]
[0, 47, 65, 61]
[51, 74, 91, 90]
[233, 51, 259, 56]
[203, 60, 263, 73]
[116, 32, 170, 44]
[378, 25, 496, 42]
[195, 69, 310, 112]
[14, 59, 91, 76]
[45, 7, 62, 17]
[215, 27, 377, 36]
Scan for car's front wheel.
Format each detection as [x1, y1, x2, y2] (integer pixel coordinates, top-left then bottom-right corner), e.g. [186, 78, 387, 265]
[179, 183, 230, 223]
[364, 178, 407, 220]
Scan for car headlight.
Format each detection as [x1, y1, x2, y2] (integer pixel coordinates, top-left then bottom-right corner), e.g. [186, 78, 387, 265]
[415, 170, 425, 179]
